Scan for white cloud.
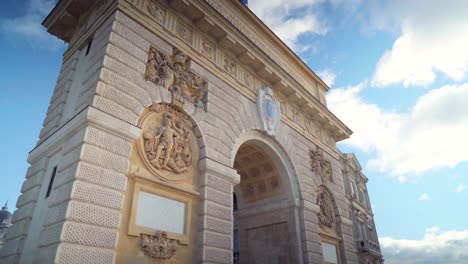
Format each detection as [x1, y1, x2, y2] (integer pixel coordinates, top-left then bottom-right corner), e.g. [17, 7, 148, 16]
[456, 184, 468, 193]
[418, 193, 430, 201]
[328, 82, 468, 178]
[249, 0, 328, 50]
[0, 0, 64, 50]
[369, 0, 468, 87]
[380, 227, 468, 264]
[317, 69, 336, 87]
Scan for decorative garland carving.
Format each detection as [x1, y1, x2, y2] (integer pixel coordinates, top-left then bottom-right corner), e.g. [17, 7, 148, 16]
[310, 147, 333, 184]
[317, 185, 336, 231]
[140, 231, 178, 259]
[139, 103, 199, 181]
[145, 46, 207, 108]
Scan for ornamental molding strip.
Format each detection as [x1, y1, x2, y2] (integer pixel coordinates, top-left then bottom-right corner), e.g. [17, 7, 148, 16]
[139, 103, 199, 182]
[140, 231, 178, 259]
[256, 87, 281, 137]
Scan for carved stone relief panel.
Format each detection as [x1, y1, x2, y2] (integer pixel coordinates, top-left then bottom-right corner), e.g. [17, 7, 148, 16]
[139, 103, 199, 182]
[243, 70, 254, 90]
[175, 21, 193, 44]
[223, 55, 236, 76]
[140, 231, 178, 259]
[200, 38, 215, 60]
[146, 0, 165, 25]
[145, 46, 207, 108]
[317, 185, 336, 232]
[310, 147, 333, 184]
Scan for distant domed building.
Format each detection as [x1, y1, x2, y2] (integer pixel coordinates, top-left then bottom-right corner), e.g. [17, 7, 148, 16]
[0, 202, 12, 250]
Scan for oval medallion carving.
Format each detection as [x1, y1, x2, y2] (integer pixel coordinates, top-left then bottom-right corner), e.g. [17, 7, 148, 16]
[138, 104, 199, 181]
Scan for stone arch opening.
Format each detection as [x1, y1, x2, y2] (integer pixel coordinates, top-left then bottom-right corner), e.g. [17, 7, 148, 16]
[231, 132, 303, 264]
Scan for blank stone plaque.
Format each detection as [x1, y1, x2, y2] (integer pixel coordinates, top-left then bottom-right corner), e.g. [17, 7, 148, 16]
[136, 192, 186, 234]
[322, 242, 338, 263]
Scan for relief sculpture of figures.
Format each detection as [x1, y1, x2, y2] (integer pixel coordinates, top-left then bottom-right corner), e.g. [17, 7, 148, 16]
[140, 103, 199, 181]
[317, 185, 335, 230]
[310, 147, 333, 184]
[145, 46, 207, 108]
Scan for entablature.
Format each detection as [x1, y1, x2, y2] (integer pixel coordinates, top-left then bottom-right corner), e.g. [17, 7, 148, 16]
[43, 0, 352, 153]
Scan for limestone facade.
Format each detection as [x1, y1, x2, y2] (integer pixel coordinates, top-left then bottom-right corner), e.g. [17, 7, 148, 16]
[0, 0, 383, 263]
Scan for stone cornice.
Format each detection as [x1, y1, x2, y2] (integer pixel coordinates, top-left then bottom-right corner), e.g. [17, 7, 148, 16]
[212, 0, 330, 92]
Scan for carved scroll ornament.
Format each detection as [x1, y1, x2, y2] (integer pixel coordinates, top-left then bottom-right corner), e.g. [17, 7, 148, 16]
[145, 47, 206, 108]
[140, 231, 178, 259]
[139, 103, 199, 181]
[310, 147, 332, 184]
[317, 185, 335, 230]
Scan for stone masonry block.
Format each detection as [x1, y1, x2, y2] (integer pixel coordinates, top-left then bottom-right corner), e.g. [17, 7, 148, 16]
[61, 221, 118, 249]
[16, 186, 41, 208]
[75, 162, 127, 192]
[203, 247, 231, 264]
[204, 231, 231, 250]
[4, 219, 30, 240]
[108, 31, 148, 63]
[99, 68, 152, 107]
[202, 187, 232, 208]
[96, 82, 144, 117]
[203, 174, 232, 194]
[67, 200, 121, 229]
[205, 201, 231, 221]
[81, 143, 129, 174]
[105, 43, 146, 74]
[115, 11, 172, 55]
[112, 21, 150, 53]
[84, 126, 132, 158]
[202, 216, 231, 235]
[38, 221, 64, 247]
[11, 202, 36, 223]
[21, 172, 45, 193]
[70, 180, 124, 210]
[56, 243, 115, 264]
[44, 201, 68, 227]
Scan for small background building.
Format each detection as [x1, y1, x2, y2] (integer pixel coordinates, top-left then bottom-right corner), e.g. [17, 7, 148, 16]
[0, 202, 12, 250]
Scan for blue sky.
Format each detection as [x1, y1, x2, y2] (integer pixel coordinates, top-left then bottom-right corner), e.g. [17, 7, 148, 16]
[1, 0, 468, 263]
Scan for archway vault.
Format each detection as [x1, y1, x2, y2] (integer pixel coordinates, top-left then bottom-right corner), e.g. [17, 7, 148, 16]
[231, 130, 304, 264]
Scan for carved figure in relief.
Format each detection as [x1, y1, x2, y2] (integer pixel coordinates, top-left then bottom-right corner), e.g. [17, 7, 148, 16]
[145, 47, 206, 107]
[140, 104, 199, 181]
[310, 147, 333, 184]
[148, 1, 164, 24]
[145, 113, 192, 174]
[140, 231, 178, 259]
[148, 113, 177, 170]
[317, 186, 335, 230]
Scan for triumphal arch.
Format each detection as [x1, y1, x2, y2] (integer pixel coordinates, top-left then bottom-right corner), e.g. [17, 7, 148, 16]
[0, 0, 384, 263]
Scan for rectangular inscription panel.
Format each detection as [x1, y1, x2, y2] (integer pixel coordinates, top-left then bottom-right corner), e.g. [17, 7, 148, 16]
[136, 191, 186, 234]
